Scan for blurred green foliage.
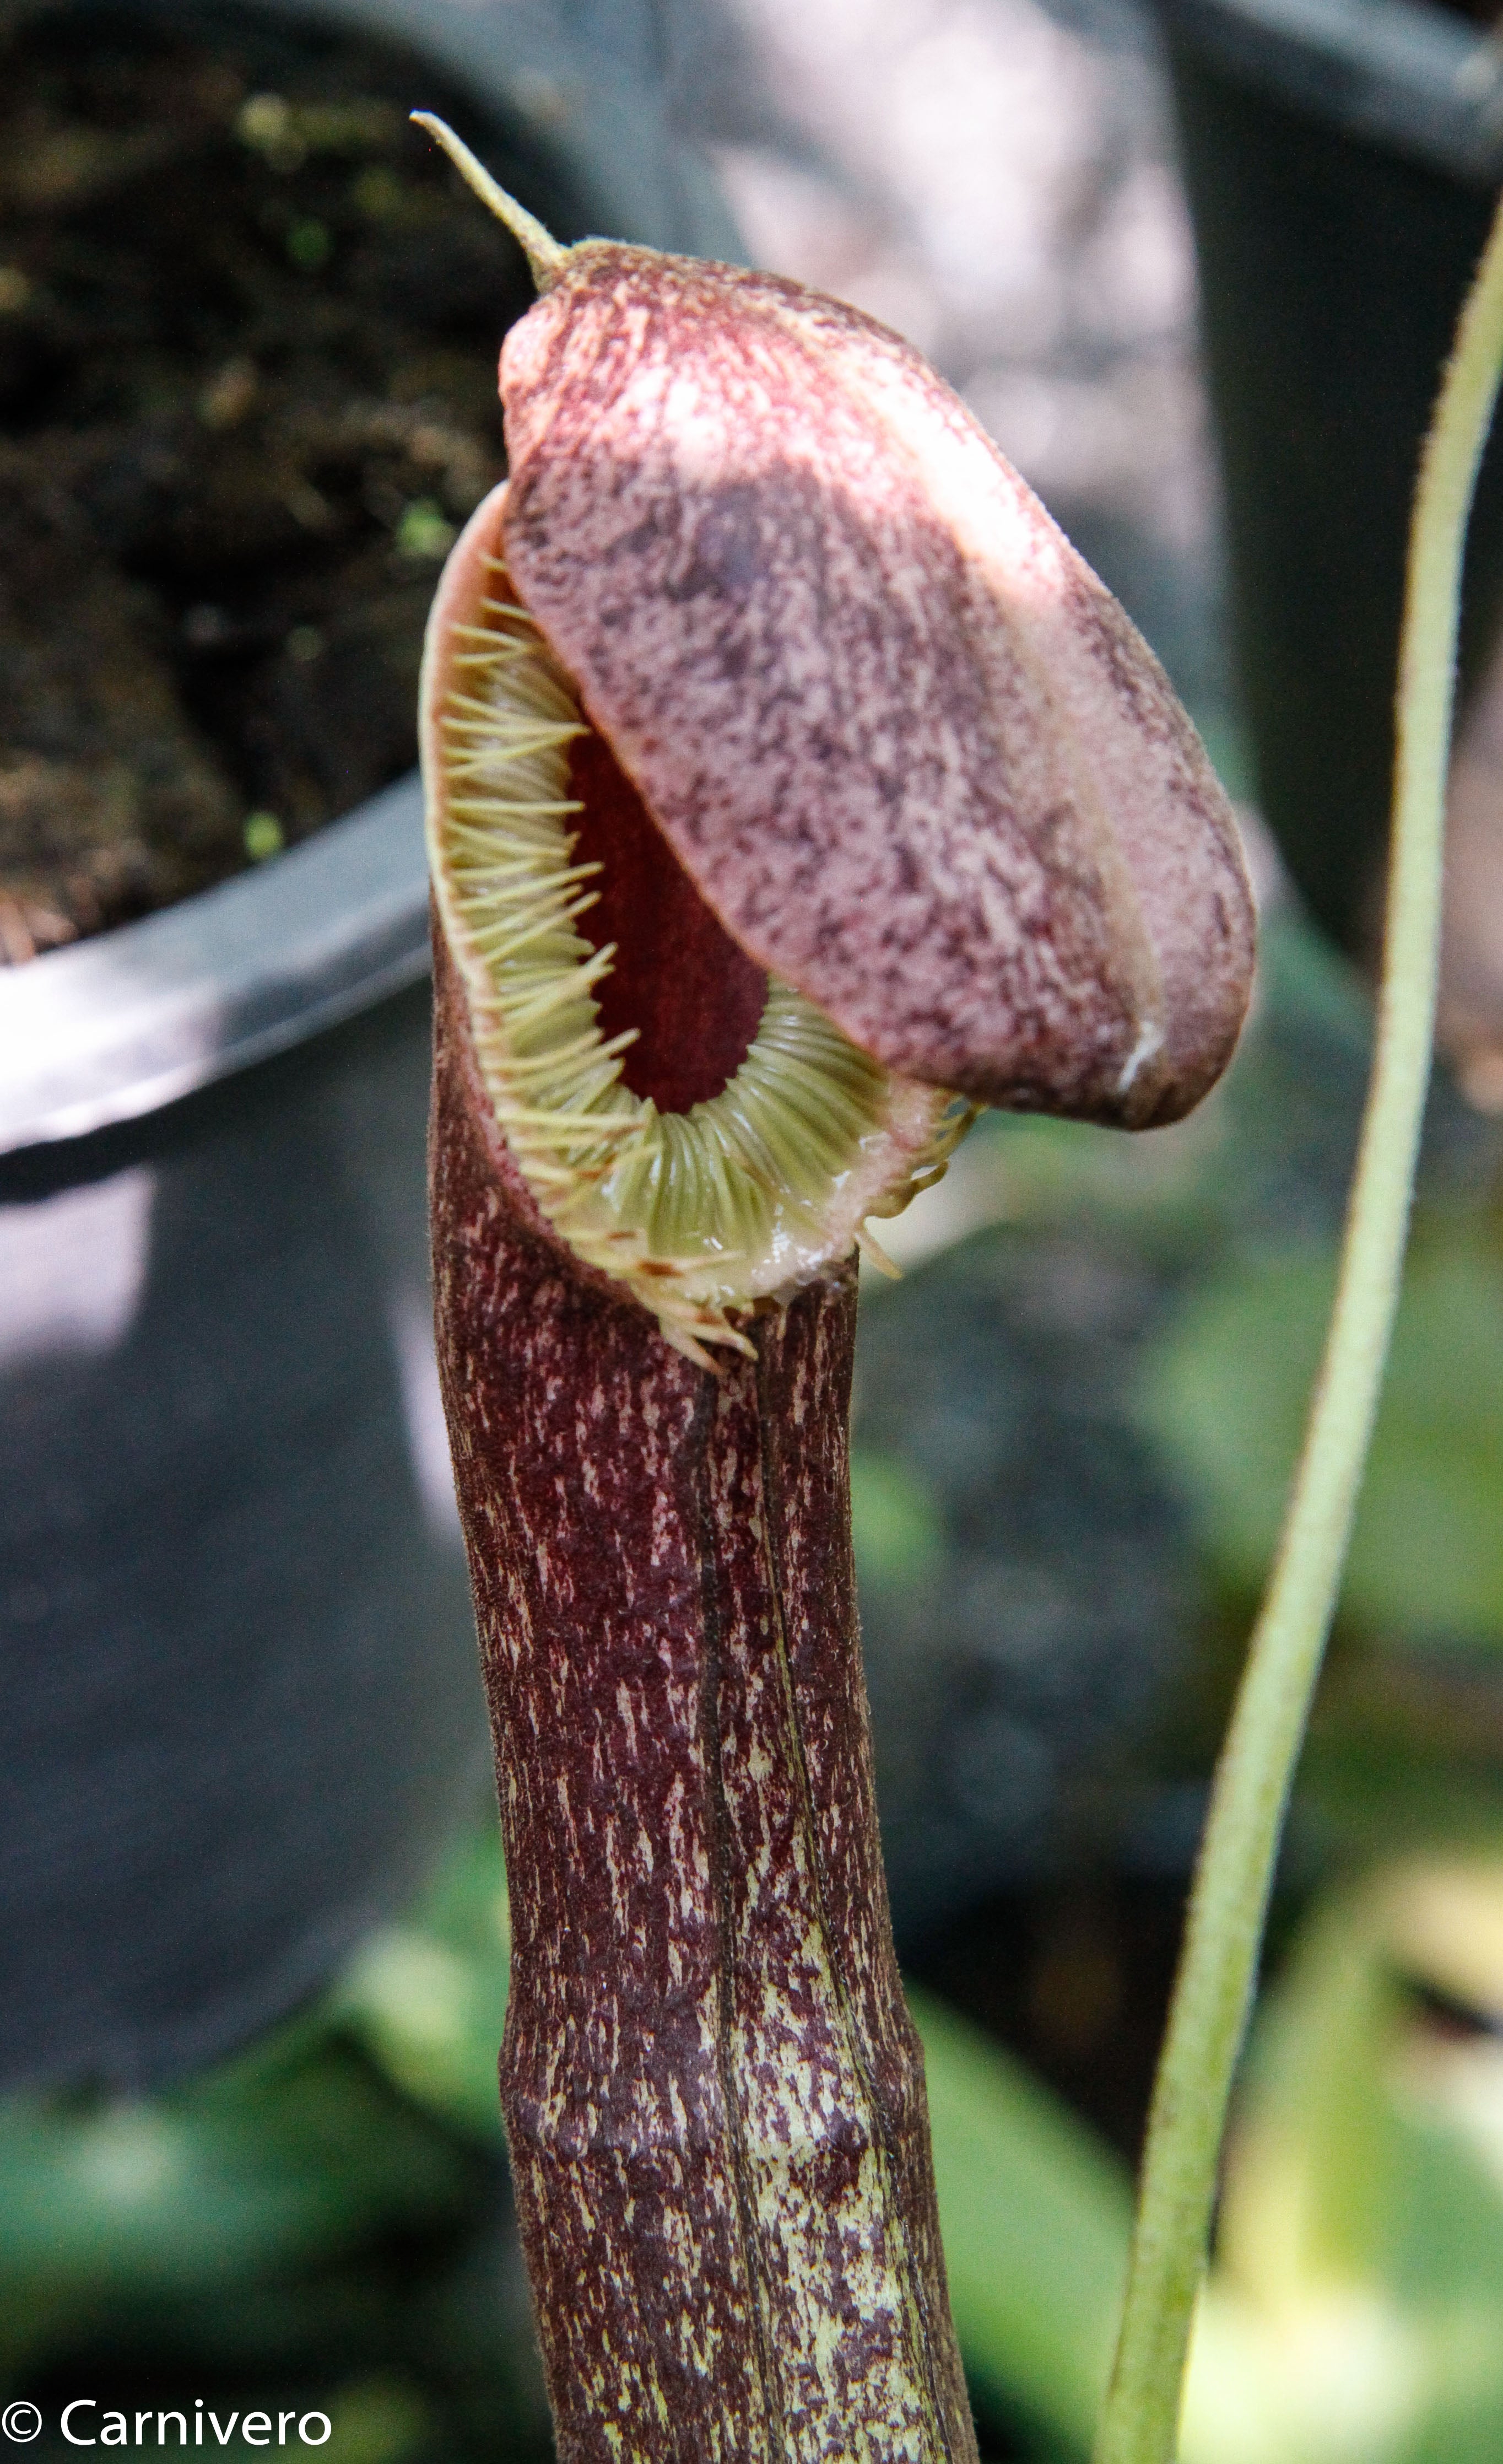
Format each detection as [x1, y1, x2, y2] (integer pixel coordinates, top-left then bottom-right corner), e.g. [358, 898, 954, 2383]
[1142, 1230, 1503, 1646]
[913, 1989, 1129, 2455]
[849, 1449, 948, 1587]
[25, 1805, 1503, 2464]
[1, 1828, 543, 2461]
[330, 1832, 513, 2149]
[0, 2032, 471, 2363]
[13, 900, 1503, 2462]
[2, 1822, 1139, 2462]
[1181, 1861, 1503, 2464]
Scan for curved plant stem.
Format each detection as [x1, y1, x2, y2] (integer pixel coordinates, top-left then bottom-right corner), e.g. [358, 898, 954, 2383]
[411, 114, 567, 290]
[1093, 190, 1503, 2464]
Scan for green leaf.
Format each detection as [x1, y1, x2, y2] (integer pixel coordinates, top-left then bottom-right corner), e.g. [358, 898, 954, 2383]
[0, 2042, 473, 2381]
[912, 1987, 1131, 2455]
[1179, 1866, 1503, 2464]
[330, 1824, 511, 2147]
[1139, 1227, 1503, 1645]
[850, 1448, 948, 1586]
[0, 1835, 517, 2379]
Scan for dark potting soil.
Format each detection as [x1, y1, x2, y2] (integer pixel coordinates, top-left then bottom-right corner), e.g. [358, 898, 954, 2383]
[0, 7, 540, 964]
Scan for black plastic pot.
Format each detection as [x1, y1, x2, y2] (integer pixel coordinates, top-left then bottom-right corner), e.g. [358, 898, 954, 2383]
[1154, 0, 1503, 952]
[0, 0, 740, 2094]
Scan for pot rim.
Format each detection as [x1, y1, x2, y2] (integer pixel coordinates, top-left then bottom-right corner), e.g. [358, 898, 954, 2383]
[1153, 0, 1503, 182]
[0, 0, 741, 1156]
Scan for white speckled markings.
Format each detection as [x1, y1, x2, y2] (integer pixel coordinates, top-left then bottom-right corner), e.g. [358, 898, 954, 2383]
[430, 943, 976, 2462]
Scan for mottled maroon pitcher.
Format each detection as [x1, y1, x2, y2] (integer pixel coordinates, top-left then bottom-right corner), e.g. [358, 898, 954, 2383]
[417, 115, 1253, 2464]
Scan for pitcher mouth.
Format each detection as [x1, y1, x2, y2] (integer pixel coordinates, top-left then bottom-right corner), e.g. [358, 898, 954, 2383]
[421, 502, 973, 1367]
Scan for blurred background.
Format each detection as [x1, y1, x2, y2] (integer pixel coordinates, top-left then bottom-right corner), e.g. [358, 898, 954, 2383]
[7, 0, 1503, 2456]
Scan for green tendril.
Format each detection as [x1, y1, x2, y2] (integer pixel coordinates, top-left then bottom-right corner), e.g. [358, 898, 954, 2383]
[1093, 186, 1503, 2464]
